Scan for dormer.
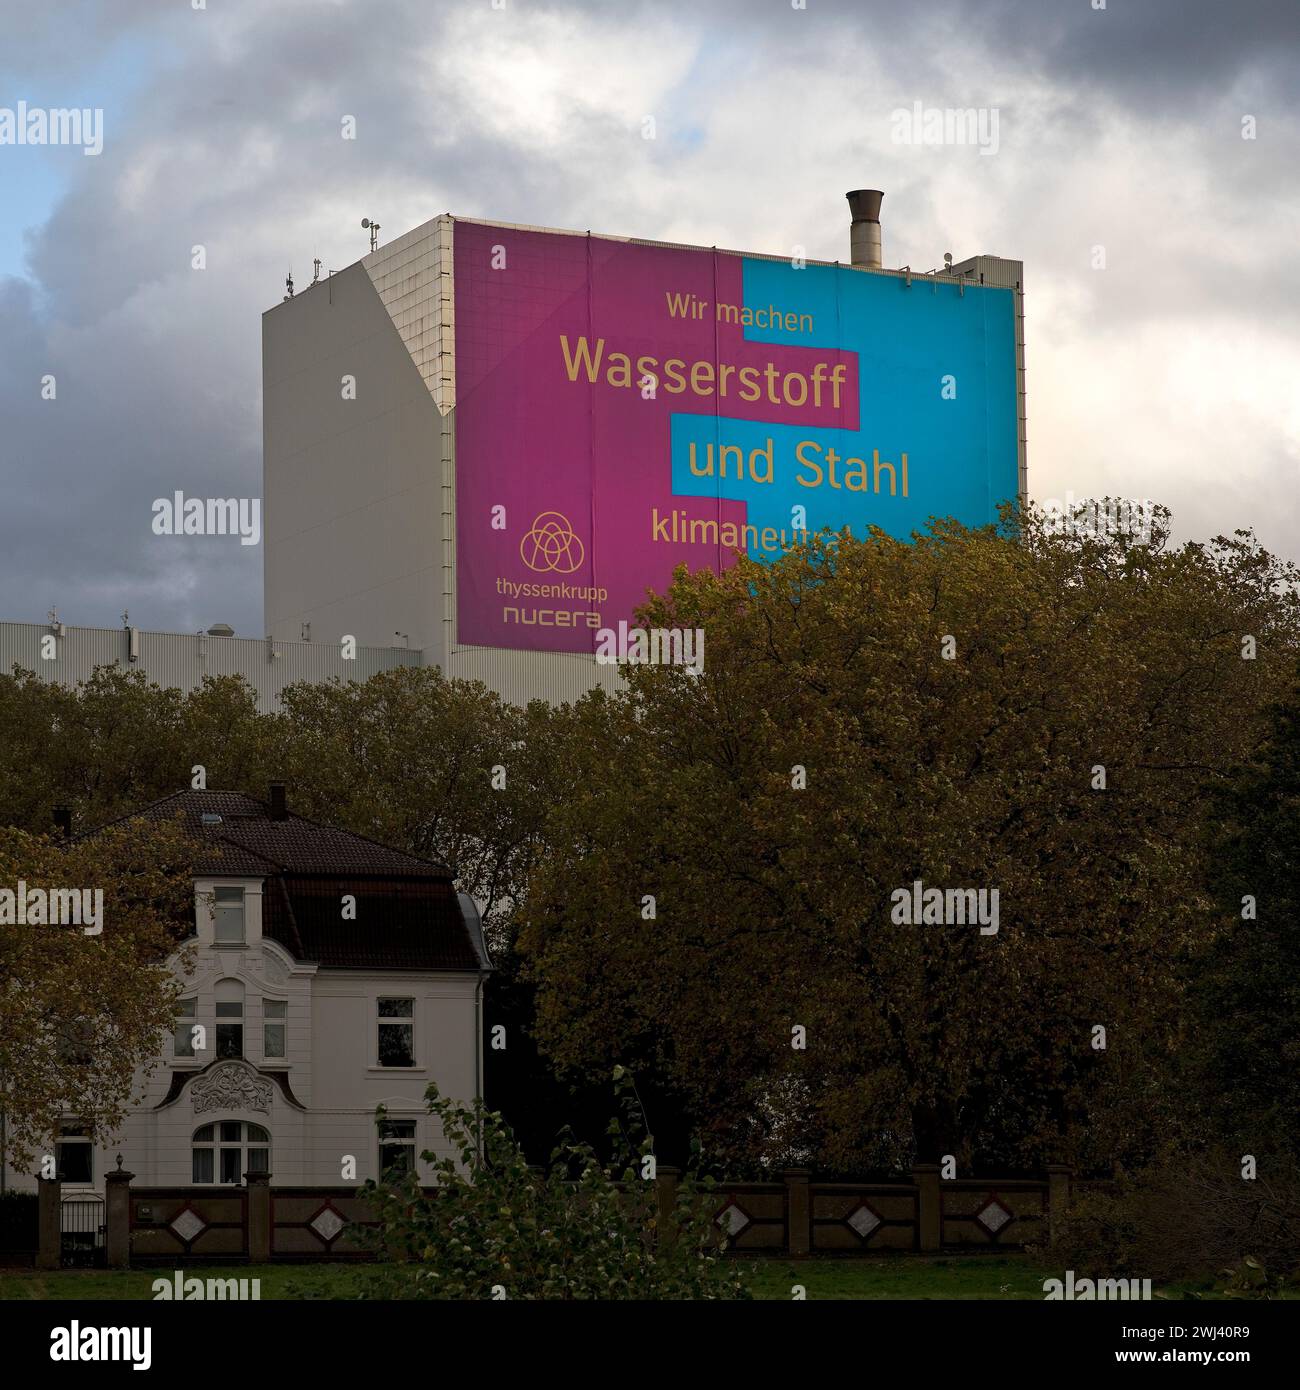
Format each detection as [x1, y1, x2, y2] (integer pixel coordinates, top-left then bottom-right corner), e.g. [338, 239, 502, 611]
[193, 876, 265, 948]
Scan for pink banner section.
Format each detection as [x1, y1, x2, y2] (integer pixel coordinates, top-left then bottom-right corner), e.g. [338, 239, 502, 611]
[453, 220, 859, 653]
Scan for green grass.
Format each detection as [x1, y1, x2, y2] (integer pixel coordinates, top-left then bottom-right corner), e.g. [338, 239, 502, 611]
[0, 1263, 385, 1301]
[0, 1255, 1253, 1301]
[745, 1254, 1050, 1300]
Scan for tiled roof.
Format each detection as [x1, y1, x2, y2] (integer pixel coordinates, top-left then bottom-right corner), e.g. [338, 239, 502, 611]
[77, 789, 485, 973]
[97, 789, 454, 877]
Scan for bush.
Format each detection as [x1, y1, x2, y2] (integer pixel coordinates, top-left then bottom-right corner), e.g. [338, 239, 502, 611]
[1044, 1153, 1300, 1284]
[1035, 1180, 1143, 1278]
[358, 1070, 752, 1300]
[0, 1192, 38, 1255]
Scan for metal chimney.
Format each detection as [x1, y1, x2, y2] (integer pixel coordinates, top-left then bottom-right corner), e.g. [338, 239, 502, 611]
[846, 189, 883, 269]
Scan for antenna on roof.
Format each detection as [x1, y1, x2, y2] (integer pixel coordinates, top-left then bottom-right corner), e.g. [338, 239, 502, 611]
[361, 217, 380, 253]
[283, 271, 294, 301]
[312, 257, 322, 284]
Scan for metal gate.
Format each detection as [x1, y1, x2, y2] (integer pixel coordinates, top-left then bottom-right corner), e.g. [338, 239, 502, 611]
[60, 1198, 106, 1268]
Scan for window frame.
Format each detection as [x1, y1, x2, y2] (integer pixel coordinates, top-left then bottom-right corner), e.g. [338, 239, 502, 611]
[262, 998, 286, 1061]
[55, 1019, 95, 1068]
[376, 996, 416, 1068]
[56, 1124, 95, 1185]
[173, 997, 198, 1059]
[211, 885, 247, 945]
[191, 1120, 271, 1185]
[214, 997, 244, 1059]
[378, 1117, 417, 1177]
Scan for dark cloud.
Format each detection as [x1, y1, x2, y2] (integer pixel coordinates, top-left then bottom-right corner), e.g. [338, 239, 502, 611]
[615, 0, 1300, 106]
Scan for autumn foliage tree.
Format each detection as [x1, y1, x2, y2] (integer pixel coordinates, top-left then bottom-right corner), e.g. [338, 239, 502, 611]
[0, 667, 268, 835]
[6, 507, 1296, 1175]
[518, 508, 1300, 1173]
[0, 664, 574, 949]
[1183, 657, 1300, 1159]
[0, 818, 194, 1173]
[263, 667, 580, 944]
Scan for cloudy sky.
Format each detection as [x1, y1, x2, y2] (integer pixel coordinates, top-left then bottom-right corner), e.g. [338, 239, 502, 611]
[2, 0, 1297, 637]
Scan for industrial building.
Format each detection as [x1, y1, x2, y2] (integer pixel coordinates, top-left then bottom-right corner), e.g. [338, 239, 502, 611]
[0, 618, 418, 714]
[264, 193, 1025, 706]
[2, 194, 1026, 710]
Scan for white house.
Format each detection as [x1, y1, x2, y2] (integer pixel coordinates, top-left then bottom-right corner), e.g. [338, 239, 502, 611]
[16, 785, 490, 1196]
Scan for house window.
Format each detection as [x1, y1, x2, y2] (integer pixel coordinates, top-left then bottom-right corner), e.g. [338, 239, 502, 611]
[173, 998, 197, 1058]
[192, 1121, 270, 1185]
[263, 999, 286, 1060]
[57, 1125, 94, 1184]
[378, 1119, 416, 1176]
[212, 886, 246, 944]
[56, 1020, 95, 1067]
[377, 997, 415, 1067]
[215, 979, 244, 1059]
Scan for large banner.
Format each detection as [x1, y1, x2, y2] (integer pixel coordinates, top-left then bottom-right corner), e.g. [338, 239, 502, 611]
[453, 220, 1018, 653]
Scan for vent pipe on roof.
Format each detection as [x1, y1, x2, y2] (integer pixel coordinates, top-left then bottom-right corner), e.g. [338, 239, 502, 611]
[846, 189, 883, 270]
[269, 782, 288, 821]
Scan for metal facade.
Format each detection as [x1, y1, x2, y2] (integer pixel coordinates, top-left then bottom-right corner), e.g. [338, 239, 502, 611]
[0, 620, 421, 713]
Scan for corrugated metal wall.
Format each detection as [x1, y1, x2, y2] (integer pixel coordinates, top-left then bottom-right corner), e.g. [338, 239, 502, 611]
[0, 621, 421, 713]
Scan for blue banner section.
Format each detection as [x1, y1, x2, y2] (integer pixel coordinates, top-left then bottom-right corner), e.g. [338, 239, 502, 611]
[668, 256, 1018, 551]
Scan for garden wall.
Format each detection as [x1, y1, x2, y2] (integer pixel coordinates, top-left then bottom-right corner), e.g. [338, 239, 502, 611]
[32, 1164, 1076, 1268]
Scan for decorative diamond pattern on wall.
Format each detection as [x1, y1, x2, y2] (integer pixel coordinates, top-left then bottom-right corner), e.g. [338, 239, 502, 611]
[715, 1201, 750, 1237]
[976, 1197, 1013, 1234]
[170, 1207, 206, 1243]
[846, 1202, 882, 1239]
[310, 1206, 346, 1243]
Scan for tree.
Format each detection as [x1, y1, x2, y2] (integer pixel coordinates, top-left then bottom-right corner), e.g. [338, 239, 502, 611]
[1184, 658, 1300, 1158]
[265, 667, 578, 946]
[0, 667, 66, 833]
[518, 509, 1300, 1173]
[0, 666, 266, 834]
[0, 818, 195, 1174]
